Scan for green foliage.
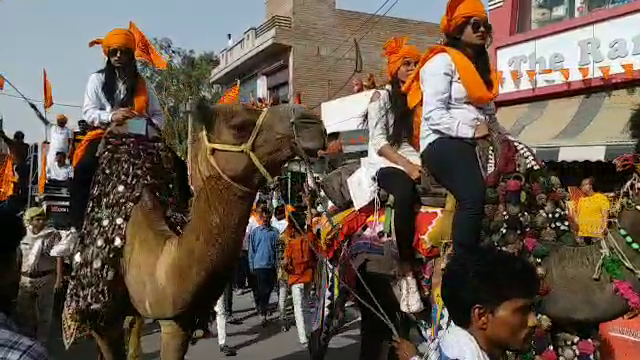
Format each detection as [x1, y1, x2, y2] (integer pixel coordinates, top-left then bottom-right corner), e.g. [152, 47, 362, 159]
[138, 37, 221, 159]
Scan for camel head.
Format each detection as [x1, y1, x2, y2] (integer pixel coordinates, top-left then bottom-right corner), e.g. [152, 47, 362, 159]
[189, 101, 326, 192]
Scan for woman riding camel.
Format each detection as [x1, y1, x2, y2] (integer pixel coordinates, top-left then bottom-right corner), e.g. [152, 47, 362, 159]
[348, 37, 422, 273]
[404, 0, 506, 254]
[63, 27, 189, 345]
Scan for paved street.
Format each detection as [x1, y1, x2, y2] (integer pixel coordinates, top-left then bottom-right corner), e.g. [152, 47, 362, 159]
[49, 290, 361, 359]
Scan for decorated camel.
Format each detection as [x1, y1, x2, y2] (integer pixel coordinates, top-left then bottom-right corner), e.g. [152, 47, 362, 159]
[313, 119, 640, 359]
[65, 102, 326, 360]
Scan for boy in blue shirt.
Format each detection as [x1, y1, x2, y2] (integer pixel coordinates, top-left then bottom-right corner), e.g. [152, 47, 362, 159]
[249, 205, 280, 325]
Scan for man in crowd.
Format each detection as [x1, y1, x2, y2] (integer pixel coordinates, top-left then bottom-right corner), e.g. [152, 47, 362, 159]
[15, 208, 65, 346]
[394, 247, 539, 360]
[576, 177, 610, 245]
[0, 130, 30, 202]
[0, 207, 49, 359]
[46, 115, 73, 170]
[281, 209, 316, 348]
[45, 152, 73, 184]
[249, 204, 279, 326]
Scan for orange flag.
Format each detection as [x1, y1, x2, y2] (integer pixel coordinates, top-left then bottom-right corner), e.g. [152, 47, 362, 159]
[510, 70, 521, 82]
[559, 69, 570, 81]
[578, 67, 590, 79]
[599, 66, 611, 79]
[129, 22, 168, 70]
[0, 75, 4, 91]
[526, 70, 536, 82]
[43, 69, 53, 109]
[496, 71, 504, 87]
[622, 63, 634, 78]
[294, 93, 302, 104]
[217, 82, 240, 104]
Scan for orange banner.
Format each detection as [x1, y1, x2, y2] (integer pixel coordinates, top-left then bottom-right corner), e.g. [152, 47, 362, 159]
[526, 70, 536, 82]
[217, 83, 240, 104]
[496, 71, 504, 87]
[578, 67, 590, 79]
[43, 69, 53, 109]
[538, 69, 553, 75]
[129, 21, 168, 70]
[599, 66, 611, 79]
[510, 70, 521, 83]
[559, 68, 570, 81]
[622, 63, 634, 78]
[39, 142, 48, 194]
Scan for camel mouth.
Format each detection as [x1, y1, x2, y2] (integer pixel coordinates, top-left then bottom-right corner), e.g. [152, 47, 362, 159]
[289, 106, 327, 157]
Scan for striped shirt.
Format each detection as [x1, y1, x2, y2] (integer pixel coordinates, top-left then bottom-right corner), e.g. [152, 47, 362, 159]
[0, 313, 48, 360]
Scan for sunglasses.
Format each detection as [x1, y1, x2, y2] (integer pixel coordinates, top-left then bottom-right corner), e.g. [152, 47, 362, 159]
[469, 19, 492, 34]
[108, 48, 133, 58]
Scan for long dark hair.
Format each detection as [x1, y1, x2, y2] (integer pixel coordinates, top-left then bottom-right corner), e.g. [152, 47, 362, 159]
[361, 76, 414, 148]
[98, 59, 140, 109]
[444, 20, 494, 91]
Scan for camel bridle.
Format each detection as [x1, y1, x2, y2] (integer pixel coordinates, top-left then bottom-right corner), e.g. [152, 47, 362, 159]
[200, 108, 274, 193]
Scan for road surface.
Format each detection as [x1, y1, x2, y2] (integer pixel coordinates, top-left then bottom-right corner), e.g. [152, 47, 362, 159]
[49, 289, 361, 359]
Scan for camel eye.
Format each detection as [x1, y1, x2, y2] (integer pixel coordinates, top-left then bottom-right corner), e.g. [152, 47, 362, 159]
[232, 122, 253, 136]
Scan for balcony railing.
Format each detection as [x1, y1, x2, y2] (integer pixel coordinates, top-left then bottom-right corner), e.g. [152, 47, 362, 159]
[214, 15, 292, 73]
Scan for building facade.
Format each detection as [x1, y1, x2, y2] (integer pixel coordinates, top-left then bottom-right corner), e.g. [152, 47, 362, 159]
[211, 0, 439, 114]
[489, 0, 640, 163]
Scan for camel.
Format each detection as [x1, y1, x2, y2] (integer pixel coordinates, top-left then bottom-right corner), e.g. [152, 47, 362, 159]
[89, 101, 326, 360]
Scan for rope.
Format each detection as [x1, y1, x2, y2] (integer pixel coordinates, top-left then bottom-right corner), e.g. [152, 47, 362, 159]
[607, 222, 640, 278]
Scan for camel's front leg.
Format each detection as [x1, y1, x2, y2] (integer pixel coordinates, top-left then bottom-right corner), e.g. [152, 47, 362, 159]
[158, 319, 190, 360]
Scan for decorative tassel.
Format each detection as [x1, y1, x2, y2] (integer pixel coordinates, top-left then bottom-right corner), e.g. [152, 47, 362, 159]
[613, 279, 640, 310]
[602, 256, 625, 280]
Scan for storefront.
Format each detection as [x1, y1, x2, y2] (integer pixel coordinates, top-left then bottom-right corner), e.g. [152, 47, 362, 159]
[490, 0, 640, 188]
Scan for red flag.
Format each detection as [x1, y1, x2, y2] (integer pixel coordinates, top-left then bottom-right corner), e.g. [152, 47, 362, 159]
[217, 83, 240, 104]
[0, 75, 5, 91]
[129, 22, 168, 70]
[43, 69, 53, 109]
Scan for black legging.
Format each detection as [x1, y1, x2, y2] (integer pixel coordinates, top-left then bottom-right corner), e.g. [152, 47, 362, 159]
[422, 137, 485, 253]
[69, 138, 101, 230]
[376, 167, 418, 263]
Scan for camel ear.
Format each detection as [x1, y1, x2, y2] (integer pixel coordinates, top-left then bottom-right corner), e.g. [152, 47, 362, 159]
[194, 97, 215, 132]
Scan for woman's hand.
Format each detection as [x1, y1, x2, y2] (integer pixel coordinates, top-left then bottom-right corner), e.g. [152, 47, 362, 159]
[111, 108, 136, 125]
[403, 162, 423, 181]
[474, 122, 489, 139]
[393, 337, 419, 360]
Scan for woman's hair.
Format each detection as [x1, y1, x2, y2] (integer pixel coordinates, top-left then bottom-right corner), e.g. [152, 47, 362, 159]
[444, 20, 494, 91]
[361, 76, 414, 148]
[98, 58, 140, 109]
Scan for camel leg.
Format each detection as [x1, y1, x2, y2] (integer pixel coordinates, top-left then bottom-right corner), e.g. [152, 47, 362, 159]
[92, 325, 126, 360]
[126, 316, 144, 360]
[158, 319, 190, 360]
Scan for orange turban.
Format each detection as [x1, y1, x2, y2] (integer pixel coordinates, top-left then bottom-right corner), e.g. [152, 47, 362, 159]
[440, 0, 488, 35]
[56, 114, 68, 122]
[383, 37, 421, 80]
[89, 29, 136, 57]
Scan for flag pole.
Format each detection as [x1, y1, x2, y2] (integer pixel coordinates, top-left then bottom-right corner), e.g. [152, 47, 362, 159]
[0, 75, 48, 126]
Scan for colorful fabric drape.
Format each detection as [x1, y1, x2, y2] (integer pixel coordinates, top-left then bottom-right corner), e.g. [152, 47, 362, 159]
[72, 130, 106, 168]
[43, 69, 53, 109]
[218, 83, 240, 104]
[0, 155, 15, 201]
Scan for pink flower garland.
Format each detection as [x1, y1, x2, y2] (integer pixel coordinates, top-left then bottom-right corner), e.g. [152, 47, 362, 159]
[612, 279, 640, 310]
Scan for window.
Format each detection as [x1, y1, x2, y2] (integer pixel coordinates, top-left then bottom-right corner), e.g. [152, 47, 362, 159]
[517, 0, 637, 33]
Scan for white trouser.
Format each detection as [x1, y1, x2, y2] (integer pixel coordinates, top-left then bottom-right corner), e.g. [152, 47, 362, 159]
[214, 295, 227, 346]
[278, 282, 289, 319]
[291, 283, 311, 344]
[16, 274, 56, 344]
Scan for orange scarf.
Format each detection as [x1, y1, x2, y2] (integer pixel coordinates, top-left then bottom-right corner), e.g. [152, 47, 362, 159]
[403, 45, 498, 148]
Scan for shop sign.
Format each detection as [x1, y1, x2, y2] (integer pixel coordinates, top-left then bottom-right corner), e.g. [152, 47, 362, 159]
[496, 11, 640, 94]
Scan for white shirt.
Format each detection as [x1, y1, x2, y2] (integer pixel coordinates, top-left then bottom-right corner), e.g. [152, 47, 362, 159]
[439, 323, 490, 360]
[20, 226, 61, 274]
[420, 53, 503, 153]
[347, 86, 420, 209]
[243, 215, 260, 251]
[46, 162, 73, 181]
[48, 125, 72, 154]
[271, 217, 288, 235]
[82, 72, 165, 134]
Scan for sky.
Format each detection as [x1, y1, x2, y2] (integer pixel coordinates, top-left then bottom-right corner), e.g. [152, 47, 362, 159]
[0, 0, 486, 143]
